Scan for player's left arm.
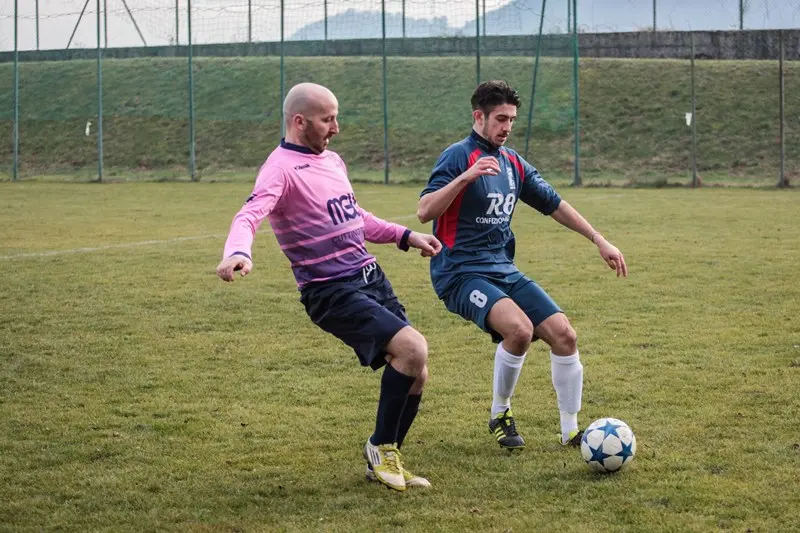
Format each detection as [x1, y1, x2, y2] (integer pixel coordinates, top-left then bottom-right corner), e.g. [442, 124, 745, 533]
[518, 158, 627, 278]
[550, 201, 628, 278]
[359, 207, 442, 257]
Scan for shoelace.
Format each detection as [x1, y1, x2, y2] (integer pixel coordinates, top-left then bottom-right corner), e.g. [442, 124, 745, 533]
[502, 416, 519, 436]
[382, 448, 402, 474]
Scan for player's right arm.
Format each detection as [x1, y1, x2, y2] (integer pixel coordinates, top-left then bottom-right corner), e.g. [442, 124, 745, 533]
[417, 147, 500, 224]
[216, 165, 287, 282]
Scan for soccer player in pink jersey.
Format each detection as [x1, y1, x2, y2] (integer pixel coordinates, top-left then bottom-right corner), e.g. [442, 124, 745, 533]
[216, 83, 442, 492]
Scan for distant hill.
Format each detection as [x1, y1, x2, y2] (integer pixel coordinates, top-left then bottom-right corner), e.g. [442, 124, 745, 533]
[291, 10, 455, 40]
[458, 0, 775, 35]
[292, 0, 798, 40]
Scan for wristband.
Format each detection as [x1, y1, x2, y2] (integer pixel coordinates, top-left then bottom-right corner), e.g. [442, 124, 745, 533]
[398, 229, 412, 252]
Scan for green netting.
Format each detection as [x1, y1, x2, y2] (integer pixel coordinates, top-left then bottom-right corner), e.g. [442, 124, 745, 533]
[0, 0, 797, 185]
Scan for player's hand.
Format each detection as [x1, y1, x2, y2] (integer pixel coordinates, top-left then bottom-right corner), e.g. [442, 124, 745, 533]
[216, 255, 253, 282]
[462, 156, 500, 183]
[595, 238, 628, 278]
[407, 232, 442, 258]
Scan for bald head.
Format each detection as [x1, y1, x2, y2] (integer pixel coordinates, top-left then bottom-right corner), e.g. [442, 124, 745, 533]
[283, 83, 338, 129]
[282, 83, 340, 154]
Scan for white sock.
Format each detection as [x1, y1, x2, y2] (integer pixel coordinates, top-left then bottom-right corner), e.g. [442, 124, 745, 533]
[560, 411, 578, 437]
[491, 343, 526, 417]
[550, 351, 583, 441]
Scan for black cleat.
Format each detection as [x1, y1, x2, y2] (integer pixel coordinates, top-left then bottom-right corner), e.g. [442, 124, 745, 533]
[488, 409, 526, 450]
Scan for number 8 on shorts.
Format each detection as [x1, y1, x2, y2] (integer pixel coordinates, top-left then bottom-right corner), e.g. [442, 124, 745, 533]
[470, 289, 488, 308]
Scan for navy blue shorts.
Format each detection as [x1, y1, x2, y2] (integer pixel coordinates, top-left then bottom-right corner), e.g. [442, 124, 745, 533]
[442, 271, 561, 344]
[300, 262, 409, 370]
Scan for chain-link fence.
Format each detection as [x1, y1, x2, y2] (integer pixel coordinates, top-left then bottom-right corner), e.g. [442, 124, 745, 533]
[1, 0, 797, 186]
[579, 31, 797, 187]
[2, 0, 797, 49]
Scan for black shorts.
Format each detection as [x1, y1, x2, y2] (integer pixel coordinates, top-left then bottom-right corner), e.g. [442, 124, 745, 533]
[300, 262, 410, 370]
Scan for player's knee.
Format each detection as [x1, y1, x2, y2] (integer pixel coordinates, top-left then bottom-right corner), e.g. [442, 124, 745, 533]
[417, 364, 429, 387]
[393, 328, 428, 372]
[409, 364, 428, 395]
[504, 317, 534, 353]
[553, 323, 578, 354]
[407, 335, 429, 371]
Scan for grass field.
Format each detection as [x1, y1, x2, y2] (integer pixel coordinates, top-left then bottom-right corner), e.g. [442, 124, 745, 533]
[1, 181, 799, 532]
[1, 56, 797, 185]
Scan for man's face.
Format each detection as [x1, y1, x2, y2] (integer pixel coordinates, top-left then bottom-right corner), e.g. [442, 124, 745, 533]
[298, 100, 339, 154]
[476, 103, 517, 146]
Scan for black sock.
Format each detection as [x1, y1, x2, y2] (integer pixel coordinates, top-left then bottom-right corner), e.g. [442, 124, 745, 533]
[370, 364, 415, 446]
[396, 393, 422, 449]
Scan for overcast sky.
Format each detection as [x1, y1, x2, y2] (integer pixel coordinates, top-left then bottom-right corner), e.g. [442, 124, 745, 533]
[1, 0, 797, 52]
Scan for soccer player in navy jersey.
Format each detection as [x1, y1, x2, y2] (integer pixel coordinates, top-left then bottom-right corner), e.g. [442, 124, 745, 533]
[417, 80, 628, 450]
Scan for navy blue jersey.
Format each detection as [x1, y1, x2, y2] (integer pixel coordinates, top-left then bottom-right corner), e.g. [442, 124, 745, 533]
[421, 130, 561, 298]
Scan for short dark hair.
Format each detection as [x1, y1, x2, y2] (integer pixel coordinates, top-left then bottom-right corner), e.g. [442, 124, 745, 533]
[471, 80, 521, 115]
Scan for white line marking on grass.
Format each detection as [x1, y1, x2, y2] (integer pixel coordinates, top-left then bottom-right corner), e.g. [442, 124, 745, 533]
[0, 214, 419, 261]
[0, 234, 227, 260]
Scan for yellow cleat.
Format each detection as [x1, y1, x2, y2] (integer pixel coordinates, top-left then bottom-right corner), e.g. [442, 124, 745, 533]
[363, 440, 405, 491]
[366, 463, 431, 488]
[561, 428, 584, 447]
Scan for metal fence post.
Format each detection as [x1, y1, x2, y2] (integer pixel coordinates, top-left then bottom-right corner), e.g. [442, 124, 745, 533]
[572, 0, 581, 186]
[35, 0, 40, 50]
[188, 0, 197, 181]
[524, 0, 547, 160]
[691, 32, 698, 187]
[381, 0, 389, 184]
[97, 0, 104, 181]
[401, 0, 405, 39]
[482, 0, 486, 37]
[653, 0, 656, 31]
[13, 0, 19, 181]
[739, 0, 744, 30]
[280, 0, 285, 139]
[67, 0, 91, 50]
[475, 0, 481, 86]
[778, 30, 787, 188]
[175, 0, 179, 45]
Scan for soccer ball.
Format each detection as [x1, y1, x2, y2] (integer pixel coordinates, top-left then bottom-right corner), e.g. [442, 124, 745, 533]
[580, 417, 637, 473]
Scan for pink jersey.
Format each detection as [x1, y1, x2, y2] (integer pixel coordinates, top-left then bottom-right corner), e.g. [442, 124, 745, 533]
[222, 141, 408, 287]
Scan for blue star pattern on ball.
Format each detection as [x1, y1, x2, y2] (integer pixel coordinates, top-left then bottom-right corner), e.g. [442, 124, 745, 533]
[590, 419, 624, 439]
[616, 439, 635, 463]
[587, 443, 612, 466]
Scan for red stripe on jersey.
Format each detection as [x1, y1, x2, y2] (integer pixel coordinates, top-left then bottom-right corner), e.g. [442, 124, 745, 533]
[436, 189, 466, 249]
[436, 148, 482, 249]
[504, 151, 525, 183]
